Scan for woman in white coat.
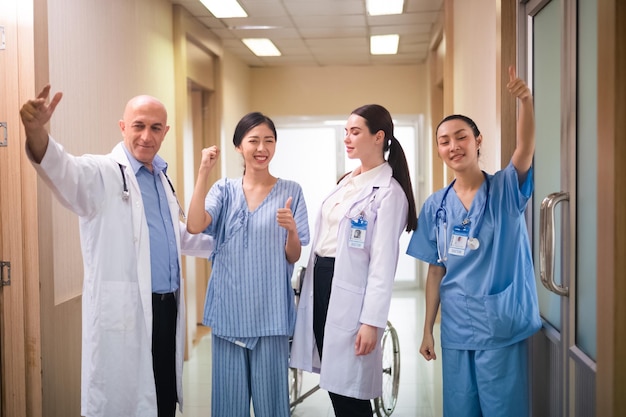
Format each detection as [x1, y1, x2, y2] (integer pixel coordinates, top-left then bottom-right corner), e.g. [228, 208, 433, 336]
[290, 104, 417, 416]
[20, 86, 214, 417]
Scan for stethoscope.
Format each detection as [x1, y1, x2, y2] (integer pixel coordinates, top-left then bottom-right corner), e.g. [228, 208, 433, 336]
[435, 171, 489, 263]
[118, 163, 186, 221]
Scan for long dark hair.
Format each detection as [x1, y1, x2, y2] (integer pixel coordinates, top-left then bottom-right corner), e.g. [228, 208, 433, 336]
[351, 104, 417, 232]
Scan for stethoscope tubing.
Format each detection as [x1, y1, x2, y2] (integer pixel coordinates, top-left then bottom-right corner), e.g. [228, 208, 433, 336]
[435, 171, 489, 263]
[118, 163, 186, 220]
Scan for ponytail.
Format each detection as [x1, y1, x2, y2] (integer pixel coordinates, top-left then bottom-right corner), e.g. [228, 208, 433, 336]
[387, 137, 417, 232]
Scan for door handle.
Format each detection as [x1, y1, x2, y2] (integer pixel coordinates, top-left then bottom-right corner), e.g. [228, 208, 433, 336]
[539, 192, 569, 296]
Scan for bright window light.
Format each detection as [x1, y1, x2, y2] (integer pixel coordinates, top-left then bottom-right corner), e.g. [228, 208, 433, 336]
[242, 38, 281, 56]
[370, 34, 399, 55]
[366, 0, 404, 16]
[199, 0, 247, 18]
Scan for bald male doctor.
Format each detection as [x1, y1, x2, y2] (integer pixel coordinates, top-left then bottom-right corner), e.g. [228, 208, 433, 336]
[20, 85, 213, 417]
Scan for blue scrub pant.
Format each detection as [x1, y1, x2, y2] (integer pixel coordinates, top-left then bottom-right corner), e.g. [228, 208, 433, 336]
[442, 340, 529, 417]
[211, 334, 290, 417]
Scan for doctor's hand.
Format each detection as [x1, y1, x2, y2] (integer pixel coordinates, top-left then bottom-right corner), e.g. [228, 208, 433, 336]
[420, 333, 437, 361]
[20, 85, 63, 163]
[276, 197, 296, 232]
[355, 324, 377, 356]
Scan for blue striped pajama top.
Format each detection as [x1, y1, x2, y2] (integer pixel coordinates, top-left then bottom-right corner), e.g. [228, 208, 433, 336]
[202, 177, 310, 341]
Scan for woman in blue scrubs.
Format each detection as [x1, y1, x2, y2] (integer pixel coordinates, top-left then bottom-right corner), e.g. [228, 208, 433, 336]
[406, 66, 541, 417]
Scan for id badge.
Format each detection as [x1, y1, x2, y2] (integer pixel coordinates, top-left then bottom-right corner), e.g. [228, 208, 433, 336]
[349, 216, 368, 249]
[448, 225, 469, 256]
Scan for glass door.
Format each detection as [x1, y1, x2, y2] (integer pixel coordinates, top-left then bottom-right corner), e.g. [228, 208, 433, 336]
[522, 0, 597, 415]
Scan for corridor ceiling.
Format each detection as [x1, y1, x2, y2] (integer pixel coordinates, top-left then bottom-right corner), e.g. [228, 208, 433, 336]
[171, 0, 443, 67]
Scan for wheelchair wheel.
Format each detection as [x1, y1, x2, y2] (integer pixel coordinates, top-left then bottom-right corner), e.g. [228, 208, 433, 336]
[289, 367, 303, 412]
[372, 321, 400, 416]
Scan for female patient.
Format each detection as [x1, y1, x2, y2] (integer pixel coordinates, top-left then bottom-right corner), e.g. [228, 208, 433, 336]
[186, 112, 310, 417]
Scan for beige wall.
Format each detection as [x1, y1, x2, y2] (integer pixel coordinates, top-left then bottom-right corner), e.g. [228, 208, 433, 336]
[221, 50, 253, 178]
[250, 64, 428, 117]
[451, 0, 499, 173]
[222, 64, 429, 179]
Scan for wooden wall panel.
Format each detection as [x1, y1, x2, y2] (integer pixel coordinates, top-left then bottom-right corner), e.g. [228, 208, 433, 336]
[0, 0, 28, 414]
[597, 0, 626, 415]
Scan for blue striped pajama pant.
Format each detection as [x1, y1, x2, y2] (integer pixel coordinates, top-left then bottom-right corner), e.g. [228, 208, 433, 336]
[211, 334, 290, 417]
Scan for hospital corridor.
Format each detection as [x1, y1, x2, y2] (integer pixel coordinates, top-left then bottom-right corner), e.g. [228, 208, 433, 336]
[0, 0, 624, 416]
[176, 289, 443, 417]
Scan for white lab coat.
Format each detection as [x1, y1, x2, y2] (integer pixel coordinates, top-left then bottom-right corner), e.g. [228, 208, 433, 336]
[290, 163, 408, 400]
[29, 138, 213, 417]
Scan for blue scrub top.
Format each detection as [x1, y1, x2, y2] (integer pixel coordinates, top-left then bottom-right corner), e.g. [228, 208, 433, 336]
[407, 162, 541, 350]
[202, 177, 310, 342]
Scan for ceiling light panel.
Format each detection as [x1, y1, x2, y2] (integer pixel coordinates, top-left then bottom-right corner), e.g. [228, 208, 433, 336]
[366, 0, 404, 16]
[370, 34, 399, 55]
[199, 0, 248, 18]
[242, 38, 282, 56]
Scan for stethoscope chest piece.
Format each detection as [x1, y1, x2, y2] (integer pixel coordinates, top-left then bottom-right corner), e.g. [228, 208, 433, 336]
[467, 237, 480, 250]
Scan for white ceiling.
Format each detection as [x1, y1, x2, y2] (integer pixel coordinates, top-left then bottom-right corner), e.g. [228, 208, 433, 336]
[171, 0, 444, 67]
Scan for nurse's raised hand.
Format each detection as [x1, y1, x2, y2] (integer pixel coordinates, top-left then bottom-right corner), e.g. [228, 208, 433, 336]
[420, 334, 437, 361]
[506, 65, 532, 102]
[20, 85, 63, 163]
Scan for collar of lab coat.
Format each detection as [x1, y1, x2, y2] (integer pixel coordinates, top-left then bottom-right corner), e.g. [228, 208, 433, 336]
[336, 162, 393, 196]
[331, 162, 394, 217]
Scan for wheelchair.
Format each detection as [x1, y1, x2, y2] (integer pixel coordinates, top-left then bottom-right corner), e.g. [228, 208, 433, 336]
[288, 267, 401, 416]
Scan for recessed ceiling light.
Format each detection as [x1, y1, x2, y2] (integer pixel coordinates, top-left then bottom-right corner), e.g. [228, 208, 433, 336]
[229, 25, 281, 30]
[199, 0, 247, 18]
[366, 0, 404, 16]
[370, 34, 399, 55]
[242, 38, 281, 57]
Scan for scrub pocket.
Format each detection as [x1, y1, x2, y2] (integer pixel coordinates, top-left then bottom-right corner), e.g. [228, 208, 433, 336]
[483, 281, 530, 341]
[100, 281, 139, 331]
[326, 280, 365, 332]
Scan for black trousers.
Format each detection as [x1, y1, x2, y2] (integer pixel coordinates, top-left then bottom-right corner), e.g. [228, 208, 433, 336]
[152, 292, 178, 417]
[312, 256, 372, 417]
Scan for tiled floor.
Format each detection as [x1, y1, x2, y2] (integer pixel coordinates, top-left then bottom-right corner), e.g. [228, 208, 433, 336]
[177, 289, 443, 417]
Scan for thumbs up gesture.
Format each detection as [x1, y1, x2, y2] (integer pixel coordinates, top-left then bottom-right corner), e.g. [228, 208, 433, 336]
[276, 196, 296, 232]
[506, 65, 532, 101]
